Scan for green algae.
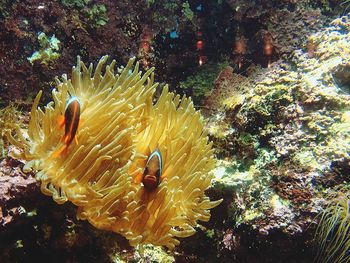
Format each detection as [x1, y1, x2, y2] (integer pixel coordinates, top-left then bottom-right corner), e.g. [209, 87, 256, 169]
[180, 61, 229, 103]
[148, 0, 196, 33]
[61, 0, 89, 8]
[128, 245, 175, 263]
[86, 4, 109, 27]
[245, 83, 294, 117]
[213, 148, 277, 226]
[292, 149, 319, 170]
[243, 210, 263, 222]
[205, 229, 216, 239]
[182, 1, 194, 21]
[27, 32, 61, 65]
[60, 0, 108, 28]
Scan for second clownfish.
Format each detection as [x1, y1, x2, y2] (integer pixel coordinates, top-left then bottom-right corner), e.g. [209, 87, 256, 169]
[52, 96, 81, 157]
[142, 149, 162, 191]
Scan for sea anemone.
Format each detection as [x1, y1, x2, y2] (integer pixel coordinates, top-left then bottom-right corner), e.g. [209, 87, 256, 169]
[315, 194, 350, 263]
[6, 56, 221, 249]
[341, 1, 350, 14]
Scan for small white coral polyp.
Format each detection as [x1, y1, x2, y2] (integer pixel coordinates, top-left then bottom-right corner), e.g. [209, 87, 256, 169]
[7, 56, 221, 249]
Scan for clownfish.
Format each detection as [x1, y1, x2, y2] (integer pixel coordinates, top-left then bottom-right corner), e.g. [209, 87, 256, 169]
[52, 96, 81, 157]
[142, 149, 162, 191]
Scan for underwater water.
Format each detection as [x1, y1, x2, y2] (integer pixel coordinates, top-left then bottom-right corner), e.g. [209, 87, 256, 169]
[1, 1, 350, 263]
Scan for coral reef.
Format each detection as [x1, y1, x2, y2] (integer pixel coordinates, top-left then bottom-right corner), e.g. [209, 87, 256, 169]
[185, 12, 350, 262]
[1, 1, 350, 262]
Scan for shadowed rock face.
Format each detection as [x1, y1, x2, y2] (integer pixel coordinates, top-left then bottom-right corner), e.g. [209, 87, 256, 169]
[0, 157, 38, 227]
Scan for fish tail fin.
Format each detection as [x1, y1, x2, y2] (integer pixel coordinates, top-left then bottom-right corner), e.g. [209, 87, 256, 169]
[61, 134, 69, 144]
[51, 145, 67, 159]
[50, 145, 70, 159]
[62, 147, 69, 157]
[133, 173, 142, 184]
[57, 115, 65, 128]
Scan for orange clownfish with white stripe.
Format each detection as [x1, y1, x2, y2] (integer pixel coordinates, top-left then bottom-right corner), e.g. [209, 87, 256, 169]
[142, 149, 162, 191]
[52, 96, 81, 158]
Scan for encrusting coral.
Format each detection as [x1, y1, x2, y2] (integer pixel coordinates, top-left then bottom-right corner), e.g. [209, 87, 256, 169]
[6, 56, 221, 249]
[200, 12, 350, 262]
